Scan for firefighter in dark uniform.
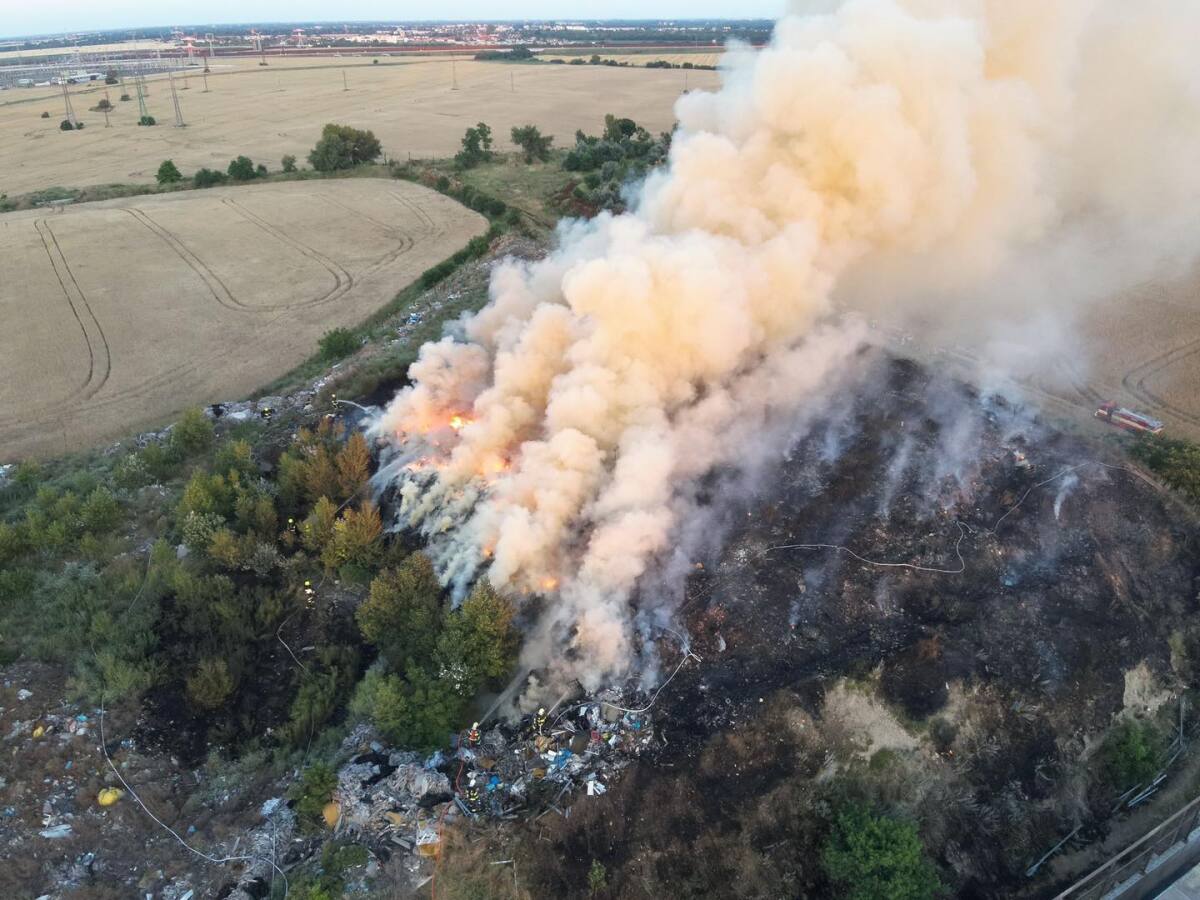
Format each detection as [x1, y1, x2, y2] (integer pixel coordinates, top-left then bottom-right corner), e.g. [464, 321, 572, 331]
[534, 707, 548, 734]
[259, 406, 274, 421]
[464, 775, 482, 814]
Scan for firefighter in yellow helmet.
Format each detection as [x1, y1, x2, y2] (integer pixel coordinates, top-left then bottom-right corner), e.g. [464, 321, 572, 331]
[534, 707, 548, 734]
[467, 722, 481, 747]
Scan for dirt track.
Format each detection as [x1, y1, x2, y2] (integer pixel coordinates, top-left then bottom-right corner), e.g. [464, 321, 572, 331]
[0, 58, 716, 197]
[0, 178, 487, 460]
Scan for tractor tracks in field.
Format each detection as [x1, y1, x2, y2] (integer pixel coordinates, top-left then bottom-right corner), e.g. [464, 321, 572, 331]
[32, 217, 111, 402]
[1121, 338, 1200, 428]
[220, 196, 354, 311]
[122, 208, 245, 312]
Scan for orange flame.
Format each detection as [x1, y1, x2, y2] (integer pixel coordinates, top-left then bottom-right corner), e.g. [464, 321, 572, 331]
[449, 415, 467, 432]
[541, 577, 559, 592]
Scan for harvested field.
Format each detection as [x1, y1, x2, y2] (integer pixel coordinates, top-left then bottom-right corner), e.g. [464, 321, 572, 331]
[0, 178, 487, 459]
[0, 57, 718, 196]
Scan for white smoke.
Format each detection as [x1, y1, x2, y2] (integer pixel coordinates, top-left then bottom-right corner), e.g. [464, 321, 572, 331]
[372, 0, 1200, 694]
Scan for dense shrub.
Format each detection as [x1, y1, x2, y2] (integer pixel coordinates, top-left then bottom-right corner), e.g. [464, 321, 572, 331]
[1130, 436, 1200, 503]
[822, 804, 942, 900]
[1101, 720, 1164, 790]
[318, 327, 359, 361]
[193, 168, 228, 188]
[281, 154, 298, 173]
[291, 762, 338, 832]
[227, 155, 258, 181]
[138, 115, 156, 126]
[156, 159, 183, 184]
[170, 407, 214, 456]
[186, 657, 235, 709]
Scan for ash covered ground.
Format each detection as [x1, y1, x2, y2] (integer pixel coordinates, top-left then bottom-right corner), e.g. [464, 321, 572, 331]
[497, 352, 1200, 899]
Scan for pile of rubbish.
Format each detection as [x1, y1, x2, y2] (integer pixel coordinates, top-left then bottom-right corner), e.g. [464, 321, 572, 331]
[453, 689, 656, 821]
[327, 688, 660, 858]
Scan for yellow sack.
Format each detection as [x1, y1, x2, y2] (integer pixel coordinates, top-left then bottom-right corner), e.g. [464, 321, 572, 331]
[97, 787, 123, 807]
[322, 802, 341, 828]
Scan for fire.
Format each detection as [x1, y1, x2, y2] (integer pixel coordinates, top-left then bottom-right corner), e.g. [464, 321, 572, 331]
[449, 415, 467, 432]
[476, 454, 509, 478]
[541, 577, 559, 592]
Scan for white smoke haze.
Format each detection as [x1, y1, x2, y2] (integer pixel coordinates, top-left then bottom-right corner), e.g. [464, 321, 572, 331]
[371, 0, 1200, 697]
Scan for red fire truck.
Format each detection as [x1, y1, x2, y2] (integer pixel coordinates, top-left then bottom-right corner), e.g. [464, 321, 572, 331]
[1095, 402, 1164, 435]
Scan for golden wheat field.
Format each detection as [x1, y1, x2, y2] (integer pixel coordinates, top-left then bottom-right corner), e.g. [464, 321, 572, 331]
[0, 178, 487, 458]
[0, 57, 718, 197]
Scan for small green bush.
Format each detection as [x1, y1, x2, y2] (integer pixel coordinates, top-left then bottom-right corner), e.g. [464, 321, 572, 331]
[170, 407, 214, 456]
[1101, 720, 1164, 790]
[138, 115, 156, 127]
[318, 327, 359, 361]
[291, 762, 338, 832]
[281, 154, 298, 173]
[186, 657, 235, 710]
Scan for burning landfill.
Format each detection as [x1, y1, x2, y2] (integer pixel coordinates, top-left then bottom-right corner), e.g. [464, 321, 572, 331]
[369, 0, 1200, 708]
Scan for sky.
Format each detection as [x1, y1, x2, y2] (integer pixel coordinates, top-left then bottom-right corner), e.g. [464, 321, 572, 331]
[4, 3, 784, 39]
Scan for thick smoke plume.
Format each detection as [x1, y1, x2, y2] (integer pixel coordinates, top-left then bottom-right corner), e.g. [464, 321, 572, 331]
[373, 0, 1200, 694]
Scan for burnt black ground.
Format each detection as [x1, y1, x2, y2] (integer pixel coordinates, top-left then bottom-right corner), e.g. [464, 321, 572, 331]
[504, 354, 1200, 899]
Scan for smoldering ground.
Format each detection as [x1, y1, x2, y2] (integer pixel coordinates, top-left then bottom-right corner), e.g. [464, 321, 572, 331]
[371, 0, 1200, 697]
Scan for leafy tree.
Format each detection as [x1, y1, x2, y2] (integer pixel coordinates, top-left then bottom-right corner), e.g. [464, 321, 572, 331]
[603, 114, 637, 142]
[156, 159, 183, 184]
[302, 497, 340, 555]
[279, 420, 364, 506]
[356, 554, 443, 671]
[193, 167, 228, 188]
[119, 94, 132, 102]
[455, 122, 494, 169]
[511, 124, 554, 163]
[138, 115, 156, 127]
[308, 123, 382, 172]
[60, 119, 77, 131]
[436, 579, 517, 693]
[323, 500, 383, 570]
[336, 432, 372, 500]
[352, 665, 465, 750]
[281, 154, 298, 173]
[227, 155, 258, 181]
[822, 805, 942, 900]
[93, 98, 113, 112]
[207, 528, 244, 569]
[105, 70, 120, 85]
